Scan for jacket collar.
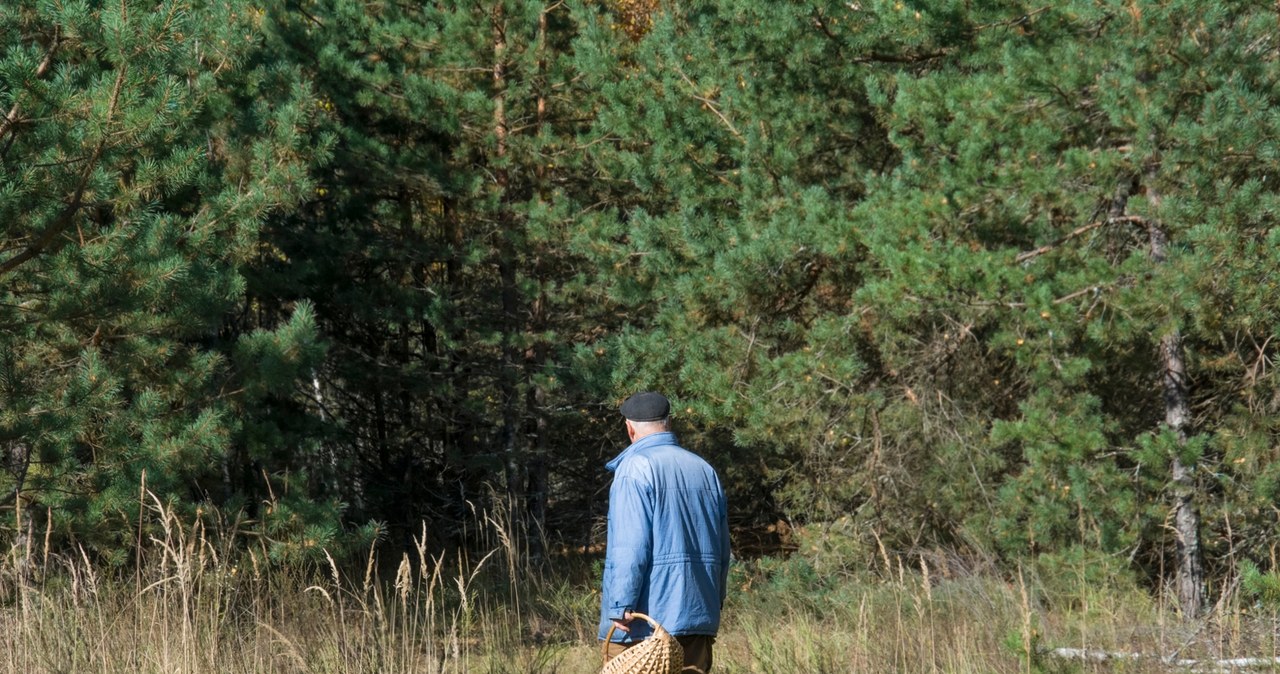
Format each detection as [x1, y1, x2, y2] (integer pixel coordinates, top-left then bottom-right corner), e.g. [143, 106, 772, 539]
[605, 431, 676, 472]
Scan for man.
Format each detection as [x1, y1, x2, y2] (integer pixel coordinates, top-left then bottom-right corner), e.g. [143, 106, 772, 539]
[599, 391, 731, 674]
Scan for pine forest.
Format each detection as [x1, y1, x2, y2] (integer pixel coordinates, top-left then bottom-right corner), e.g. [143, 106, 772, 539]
[3, 1, 1280, 672]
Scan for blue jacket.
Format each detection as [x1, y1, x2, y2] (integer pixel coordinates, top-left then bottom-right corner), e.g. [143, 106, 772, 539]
[598, 431, 730, 642]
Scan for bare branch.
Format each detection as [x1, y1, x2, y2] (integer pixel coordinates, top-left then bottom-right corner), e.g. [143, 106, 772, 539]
[850, 50, 952, 64]
[1015, 214, 1149, 264]
[675, 68, 743, 141]
[1053, 284, 1104, 305]
[1016, 221, 1104, 264]
[973, 6, 1052, 33]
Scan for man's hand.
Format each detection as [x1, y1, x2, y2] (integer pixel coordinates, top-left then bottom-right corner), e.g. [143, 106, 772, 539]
[611, 610, 635, 633]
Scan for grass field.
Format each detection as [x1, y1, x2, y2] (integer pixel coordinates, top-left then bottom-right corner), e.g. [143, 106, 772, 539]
[1, 500, 1277, 673]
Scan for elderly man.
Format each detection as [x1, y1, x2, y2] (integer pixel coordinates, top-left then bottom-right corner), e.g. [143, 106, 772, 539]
[599, 391, 731, 674]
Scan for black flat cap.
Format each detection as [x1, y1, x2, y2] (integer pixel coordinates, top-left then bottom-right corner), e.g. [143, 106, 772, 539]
[620, 391, 670, 421]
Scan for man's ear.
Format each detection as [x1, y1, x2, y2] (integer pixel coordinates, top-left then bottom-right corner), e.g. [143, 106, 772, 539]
[625, 419, 635, 441]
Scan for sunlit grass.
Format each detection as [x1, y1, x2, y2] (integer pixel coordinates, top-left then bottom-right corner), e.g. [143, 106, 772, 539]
[0, 499, 1277, 673]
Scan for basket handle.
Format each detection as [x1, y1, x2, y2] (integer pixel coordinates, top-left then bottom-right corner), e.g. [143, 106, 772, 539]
[601, 612, 665, 665]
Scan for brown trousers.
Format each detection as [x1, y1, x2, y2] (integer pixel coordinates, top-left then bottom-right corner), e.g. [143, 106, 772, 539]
[602, 635, 715, 674]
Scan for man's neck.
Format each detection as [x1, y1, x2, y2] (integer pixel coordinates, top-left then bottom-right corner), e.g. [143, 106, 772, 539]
[630, 429, 666, 443]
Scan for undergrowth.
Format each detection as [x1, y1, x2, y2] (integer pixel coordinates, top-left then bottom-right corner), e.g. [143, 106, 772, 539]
[0, 499, 1278, 673]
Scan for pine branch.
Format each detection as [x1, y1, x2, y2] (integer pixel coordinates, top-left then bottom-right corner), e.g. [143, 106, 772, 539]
[963, 282, 1113, 309]
[1052, 284, 1105, 305]
[0, 28, 62, 162]
[0, 52, 128, 280]
[674, 67, 743, 141]
[1015, 221, 1104, 263]
[808, 7, 952, 64]
[850, 50, 953, 64]
[0, 197, 85, 277]
[972, 7, 1051, 33]
[1015, 215, 1147, 263]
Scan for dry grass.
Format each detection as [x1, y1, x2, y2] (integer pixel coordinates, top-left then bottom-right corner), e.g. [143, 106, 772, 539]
[0, 492, 599, 674]
[0, 499, 1277, 673]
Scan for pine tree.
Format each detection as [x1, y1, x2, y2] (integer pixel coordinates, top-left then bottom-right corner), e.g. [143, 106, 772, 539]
[0, 0, 327, 561]
[247, 0, 623, 555]
[569, 0, 978, 541]
[860, 0, 1280, 615]
[575, 0, 1280, 612]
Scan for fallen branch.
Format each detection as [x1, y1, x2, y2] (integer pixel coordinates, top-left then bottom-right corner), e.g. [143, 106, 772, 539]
[1050, 647, 1280, 672]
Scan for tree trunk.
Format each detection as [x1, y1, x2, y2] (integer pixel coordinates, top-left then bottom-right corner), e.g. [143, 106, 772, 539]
[5, 440, 29, 505]
[491, 1, 526, 516]
[521, 0, 552, 567]
[1143, 169, 1204, 618]
[525, 292, 548, 565]
[526, 370, 548, 565]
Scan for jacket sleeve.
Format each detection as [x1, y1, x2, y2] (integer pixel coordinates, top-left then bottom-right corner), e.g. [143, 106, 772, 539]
[603, 472, 653, 619]
[718, 485, 731, 607]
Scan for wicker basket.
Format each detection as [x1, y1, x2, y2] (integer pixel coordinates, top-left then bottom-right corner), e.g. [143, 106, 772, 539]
[600, 612, 684, 674]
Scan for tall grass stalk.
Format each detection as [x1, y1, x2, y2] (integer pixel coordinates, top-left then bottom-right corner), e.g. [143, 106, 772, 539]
[0, 491, 590, 674]
[2, 503, 1280, 673]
